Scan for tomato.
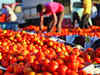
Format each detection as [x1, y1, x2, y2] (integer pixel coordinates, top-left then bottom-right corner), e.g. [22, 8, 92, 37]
[36, 73, 43, 75]
[57, 65, 68, 75]
[6, 65, 14, 73]
[66, 70, 78, 75]
[84, 54, 92, 63]
[49, 60, 59, 72]
[24, 71, 35, 75]
[72, 48, 80, 56]
[77, 57, 85, 64]
[43, 72, 52, 75]
[4, 72, 16, 75]
[53, 72, 58, 75]
[0, 70, 3, 75]
[94, 58, 100, 64]
[69, 54, 77, 63]
[1, 27, 100, 74]
[56, 58, 64, 65]
[87, 74, 92, 75]
[79, 70, 87, 75]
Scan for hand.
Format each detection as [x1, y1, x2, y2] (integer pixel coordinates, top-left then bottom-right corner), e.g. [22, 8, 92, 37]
[40, 24, 44, 31]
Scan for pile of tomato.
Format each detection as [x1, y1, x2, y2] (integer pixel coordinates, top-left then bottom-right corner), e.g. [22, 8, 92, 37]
[0, 26, 100, 75]
[22, 25, 100, 38]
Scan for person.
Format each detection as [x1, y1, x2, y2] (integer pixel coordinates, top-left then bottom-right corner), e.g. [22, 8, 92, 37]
[0, 4, 10, 22]
[91, 4, 97, 25]
[72, 12, 81, 28]
[96, 4, 100, 16]
[80, 0, 92, 28]
[5, 3, 18, 22]
[36, 2, 64, 32]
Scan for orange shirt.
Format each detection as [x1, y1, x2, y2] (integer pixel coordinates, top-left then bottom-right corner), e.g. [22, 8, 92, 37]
[83, 0, 92, 15]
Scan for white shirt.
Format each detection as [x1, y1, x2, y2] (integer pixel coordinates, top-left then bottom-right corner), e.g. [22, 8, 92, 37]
[91, 6, 97, 18]
[6, 5, 17, 22]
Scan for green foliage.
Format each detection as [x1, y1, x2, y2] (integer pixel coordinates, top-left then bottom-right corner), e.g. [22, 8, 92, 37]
[85, 36, 90, 43]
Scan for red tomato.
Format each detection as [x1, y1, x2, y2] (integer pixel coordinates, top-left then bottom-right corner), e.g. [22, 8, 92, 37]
[66, 70, 78, 75]
[49, 61, 59, 72]
[57, 65, 68, 75]
[94, 58, 100, 63]
[53, 72, 59, 75]
[56, 58, 64, 65]
[79, 70, 87, 75]
[43, 72, 52, 75]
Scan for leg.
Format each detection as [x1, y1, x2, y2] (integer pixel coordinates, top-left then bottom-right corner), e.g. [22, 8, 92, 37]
[48, 15, 56, 32]
[56, 12, 64, 32]
[72, 12, 80, 27]
[47, 20, 54, 32]
[80, 14, 89, 28]
[91, 18, 96, 25]
[84, 14, 90, 28]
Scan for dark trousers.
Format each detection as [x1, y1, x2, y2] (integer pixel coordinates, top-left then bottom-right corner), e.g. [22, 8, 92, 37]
[80, 14, 90, 28]
[91, 18, 96, 25]
[72, 12, 80, 26]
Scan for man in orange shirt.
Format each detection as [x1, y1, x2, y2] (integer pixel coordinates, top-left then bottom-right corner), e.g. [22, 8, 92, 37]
[80, 0, 92, 28]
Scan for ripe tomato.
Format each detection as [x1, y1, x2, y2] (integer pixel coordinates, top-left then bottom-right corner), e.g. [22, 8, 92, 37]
[79, 70, 87, 75]
[94, 58, 100, 64]
[43, 72, 52, 75]
[57, 65, 68, 75]
[49, 60, 59, 72]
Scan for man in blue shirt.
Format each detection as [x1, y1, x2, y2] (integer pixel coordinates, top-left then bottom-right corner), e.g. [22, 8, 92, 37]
[0, 4, 10, 22]
[1, 4, 9, 16]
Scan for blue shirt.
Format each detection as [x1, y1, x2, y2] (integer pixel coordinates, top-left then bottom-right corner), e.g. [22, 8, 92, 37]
[1, 8, 9, 16]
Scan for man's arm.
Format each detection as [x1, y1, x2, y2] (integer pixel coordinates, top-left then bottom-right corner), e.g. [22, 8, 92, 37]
[52, 13, 57, 25]
[40, 15, 44, 30]
[11, 3, 19, 11]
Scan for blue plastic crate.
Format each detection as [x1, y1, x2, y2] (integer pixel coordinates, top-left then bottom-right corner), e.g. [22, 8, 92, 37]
[0, 22, 19, 31]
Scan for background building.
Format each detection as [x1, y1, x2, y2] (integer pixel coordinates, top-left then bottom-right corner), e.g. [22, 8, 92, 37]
[0, 0, 16, 9]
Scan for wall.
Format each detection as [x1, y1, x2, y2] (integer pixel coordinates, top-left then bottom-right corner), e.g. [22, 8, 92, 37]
[23, 0, 53, 18]
[24, 0, 53, 7]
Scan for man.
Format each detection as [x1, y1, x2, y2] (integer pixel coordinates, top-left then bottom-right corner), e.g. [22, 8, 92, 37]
[0, 4, 9, 22]
[91, 4, 97, 25]
[36, 2, 64, 32]
[1, 4, 9, 16]
[5, 3, 19, 22]
[80, 0, 92, 28]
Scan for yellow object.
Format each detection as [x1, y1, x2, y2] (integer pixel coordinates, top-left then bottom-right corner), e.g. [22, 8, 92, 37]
[83, 0, 92, 15]
[15, 6, 22, 13]
[0, 53, 2, 60]
[24, 72, 35, 75]
[93, 0, 100, 4]
[93, 61, 97, 64]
